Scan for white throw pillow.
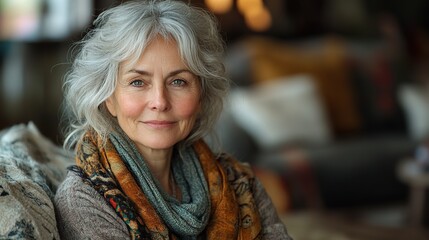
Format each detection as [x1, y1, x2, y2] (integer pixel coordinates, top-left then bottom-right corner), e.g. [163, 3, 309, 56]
[398, 84, 429, 141]
[229, 75, 332, 149]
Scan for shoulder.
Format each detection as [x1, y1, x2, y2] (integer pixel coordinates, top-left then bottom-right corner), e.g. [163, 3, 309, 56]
[55, 169, 129, 240]
[216, 155, 293, 239]
[55, 167, 102, 207]
[216, 153, 255, 178]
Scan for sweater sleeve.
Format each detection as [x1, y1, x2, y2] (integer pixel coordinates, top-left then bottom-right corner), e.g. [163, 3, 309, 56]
[253, 178, 293, 240]
[54, 171, 130, 240]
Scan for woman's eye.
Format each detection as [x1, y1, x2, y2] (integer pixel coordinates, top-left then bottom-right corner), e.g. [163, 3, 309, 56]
[130, 79, 144, 87]
[171, 79, 186, 86]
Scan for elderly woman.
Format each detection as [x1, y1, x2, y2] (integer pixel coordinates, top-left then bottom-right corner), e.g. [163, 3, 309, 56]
[55, 0, 291, 239]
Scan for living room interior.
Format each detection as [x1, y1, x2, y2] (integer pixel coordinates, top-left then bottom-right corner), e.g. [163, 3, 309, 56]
[1, 0, 429, 239]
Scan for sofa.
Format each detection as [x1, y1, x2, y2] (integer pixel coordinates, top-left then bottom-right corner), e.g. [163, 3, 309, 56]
[208, 36, 422, 214]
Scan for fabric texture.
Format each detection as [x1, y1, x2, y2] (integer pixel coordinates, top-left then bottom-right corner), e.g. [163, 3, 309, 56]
[74, 129, 264, 239]
[55, 170, 132, 240]
[0, 122, 73, 239]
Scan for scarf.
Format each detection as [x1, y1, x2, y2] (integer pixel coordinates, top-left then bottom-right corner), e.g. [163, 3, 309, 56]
[74, 129, 262, 239]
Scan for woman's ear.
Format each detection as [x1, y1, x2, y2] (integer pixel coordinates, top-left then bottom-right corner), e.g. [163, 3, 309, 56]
[105, 97, 117, 117]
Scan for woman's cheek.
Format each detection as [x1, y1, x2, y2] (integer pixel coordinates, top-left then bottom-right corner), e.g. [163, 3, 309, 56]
[118, 95, 146, 118]
[179, 97, 201, 118]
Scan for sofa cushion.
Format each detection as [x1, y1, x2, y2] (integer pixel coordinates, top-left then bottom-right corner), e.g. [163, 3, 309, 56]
[241, 36, 361, 136]
[229, 75, 332, 150]
[398, 84, 429, 141]
[0, 122, 73, 239]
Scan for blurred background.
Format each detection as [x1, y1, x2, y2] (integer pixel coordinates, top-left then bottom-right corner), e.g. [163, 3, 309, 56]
[1, 0, 429, 239]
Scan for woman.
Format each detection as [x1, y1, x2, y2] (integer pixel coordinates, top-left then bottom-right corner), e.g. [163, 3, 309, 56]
[55, 0, 292, 239]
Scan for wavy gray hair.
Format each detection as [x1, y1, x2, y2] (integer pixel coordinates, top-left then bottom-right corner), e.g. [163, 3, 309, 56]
[62, 0, 229, 150]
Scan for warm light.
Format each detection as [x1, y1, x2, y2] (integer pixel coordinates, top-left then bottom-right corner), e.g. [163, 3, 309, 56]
[237, 0, 263, 14]
[205, 0, 233, 14]
[244, 6, 272, 32]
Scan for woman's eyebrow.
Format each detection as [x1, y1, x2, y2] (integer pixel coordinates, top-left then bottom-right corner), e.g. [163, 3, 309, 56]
[127, 69, 194, 78]
[127, 69, 151, 76]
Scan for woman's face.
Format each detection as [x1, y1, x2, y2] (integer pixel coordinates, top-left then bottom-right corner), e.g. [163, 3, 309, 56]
[106, 37, 201, 154]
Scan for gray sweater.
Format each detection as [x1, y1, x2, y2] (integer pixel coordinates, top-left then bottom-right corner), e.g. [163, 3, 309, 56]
[55, 171, 292, 239]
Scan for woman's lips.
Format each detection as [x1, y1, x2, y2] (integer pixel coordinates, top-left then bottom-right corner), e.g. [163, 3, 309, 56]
[143, 120, 176, 128]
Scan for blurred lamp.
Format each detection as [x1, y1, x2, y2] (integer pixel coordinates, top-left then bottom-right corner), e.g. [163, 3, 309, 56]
[244, 6, 272, 32]
[237, 0, 263, 14]
[205, 0, 271, 32]
[204, 0, 233, 14]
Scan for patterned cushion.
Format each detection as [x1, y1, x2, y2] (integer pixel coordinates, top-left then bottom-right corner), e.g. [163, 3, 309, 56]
[0, 122, 73, 239]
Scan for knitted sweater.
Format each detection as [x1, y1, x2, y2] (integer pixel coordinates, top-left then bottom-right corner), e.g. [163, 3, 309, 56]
[55, 170, 292, 240]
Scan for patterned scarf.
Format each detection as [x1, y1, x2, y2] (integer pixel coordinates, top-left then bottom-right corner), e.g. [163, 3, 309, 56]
[74, 129, 262, 239]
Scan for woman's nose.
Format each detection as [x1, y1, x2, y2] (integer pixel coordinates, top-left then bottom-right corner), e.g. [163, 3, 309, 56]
[148, 85, 170, 111]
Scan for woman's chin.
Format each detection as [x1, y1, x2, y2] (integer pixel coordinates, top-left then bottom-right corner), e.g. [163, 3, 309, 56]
[136, 139, 177, 152]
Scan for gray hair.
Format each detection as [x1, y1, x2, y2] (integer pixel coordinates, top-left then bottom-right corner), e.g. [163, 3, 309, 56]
[62, 0, 229, 150]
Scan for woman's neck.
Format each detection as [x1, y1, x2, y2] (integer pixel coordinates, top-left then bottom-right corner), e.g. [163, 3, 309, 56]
[139, 147, 174, 194]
